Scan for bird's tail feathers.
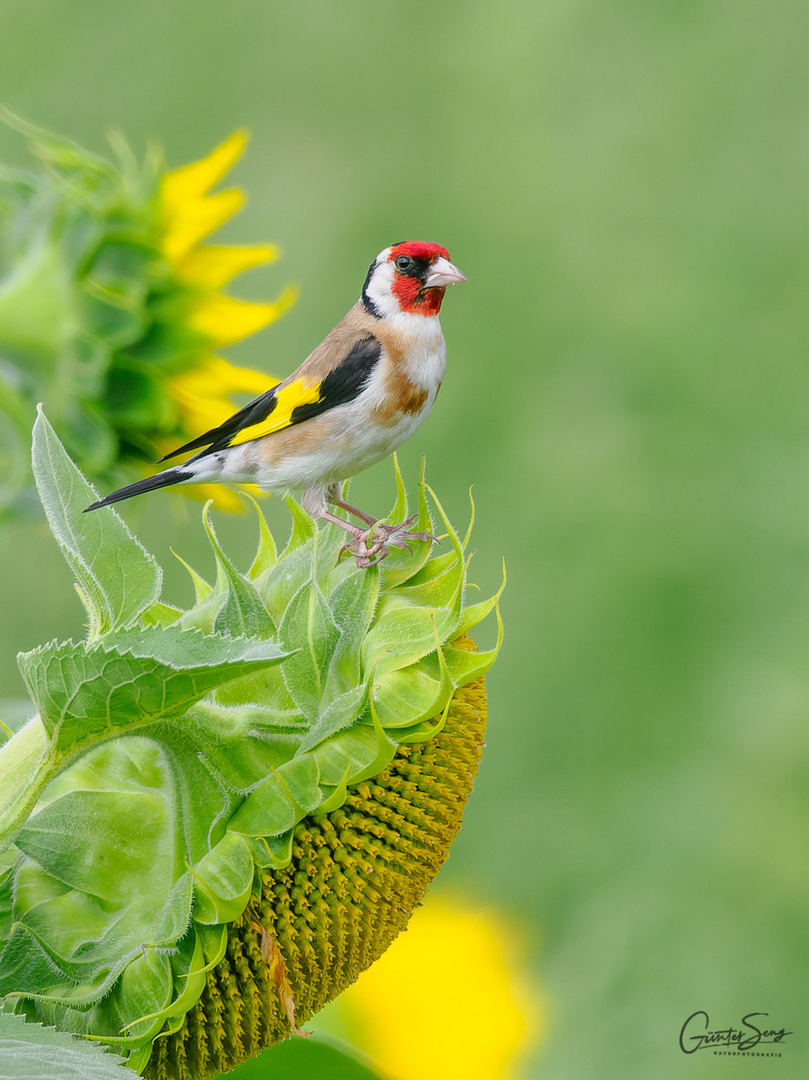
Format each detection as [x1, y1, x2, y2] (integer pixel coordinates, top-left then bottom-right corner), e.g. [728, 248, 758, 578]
[84, 467, 195, 512]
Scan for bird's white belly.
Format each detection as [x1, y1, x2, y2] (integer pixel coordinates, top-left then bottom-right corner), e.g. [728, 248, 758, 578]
[262, 399, 432, 491]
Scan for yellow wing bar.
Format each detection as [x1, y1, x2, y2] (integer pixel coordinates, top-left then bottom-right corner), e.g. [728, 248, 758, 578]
[227, 377, 322, 446]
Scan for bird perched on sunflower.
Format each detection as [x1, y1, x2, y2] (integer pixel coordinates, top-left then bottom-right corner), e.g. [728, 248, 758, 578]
[87, 240, 467, 566]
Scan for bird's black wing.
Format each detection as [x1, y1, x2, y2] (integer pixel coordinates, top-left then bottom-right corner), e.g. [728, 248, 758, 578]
[159, 335, 383, 462]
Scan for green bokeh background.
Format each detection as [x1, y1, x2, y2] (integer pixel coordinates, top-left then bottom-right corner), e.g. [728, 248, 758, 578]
[1, 1, 808, 1077]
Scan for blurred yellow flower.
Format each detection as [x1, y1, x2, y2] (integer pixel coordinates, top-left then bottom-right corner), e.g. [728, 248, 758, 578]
[161, 130, 297, 342]
[156, 131, 297, 511]
[166, 354, 277, 514]
[317, 895, 542, 1080]
[0, 121, 295, 515]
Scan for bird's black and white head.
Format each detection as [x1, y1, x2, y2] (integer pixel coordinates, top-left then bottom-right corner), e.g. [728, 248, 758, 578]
[361, 241, 467, 320]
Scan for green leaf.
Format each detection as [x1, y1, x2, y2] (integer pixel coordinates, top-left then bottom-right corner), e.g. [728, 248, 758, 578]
[251, 830, 295, 869]
[0, 233, 68, 362]
[326, 565, 379, 695]
[135, 931, 211, 1039]
[229, 755, 322, 838]
[192, 831, 255, 925]
[138, 601, 182, 628]
[361, 606, 442, 676]
[31, 407, 161, 638]
[279, 578, 340, 720]
[387, 450, 408, 523]
[379, 456, 434, 588]
[259, 537, 317, 623]
[218, 1032, 385, 1080]
[442, 592, 504, 689]
[1, 738, 194, 1007]
[443, 635, 502, 688]
[280, 495, 317, 554]
[372, 552, 464, 632]
[111, 948, 172, 1043]
[311, 713, 396, 789]
[395, 547, 458, 590]
[452, 557, 506, 643]
[172, 547, 213, 604]
[451, 593, 497, 641]
[0, 1011, 132, 1079]
[317, 519, 354, 580]
[177, 591, 226, 635]
[18, 627, 289, 750]
[15, 788, 171, 905]
[245, 495, 277, 580]
[297, 684, 369, 752]
[372, 653, 452, 729]
[204, 505, 276, 639]
[209, 664, 303, 723]
[100, 360, 169, 430]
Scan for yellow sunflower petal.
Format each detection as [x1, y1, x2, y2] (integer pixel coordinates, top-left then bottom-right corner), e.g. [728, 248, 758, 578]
[162, 188, 245, 264]
[189, 284, 299, 347]
[172, 355, 279, 399]
[169, 355, 279, 435]
[175, 243, 281, 289]
[162, 130, 248, 211]
[340, 897, 540, 1080]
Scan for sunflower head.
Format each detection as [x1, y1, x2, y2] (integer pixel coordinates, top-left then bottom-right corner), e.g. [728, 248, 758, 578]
[0, 413, 504, 1076]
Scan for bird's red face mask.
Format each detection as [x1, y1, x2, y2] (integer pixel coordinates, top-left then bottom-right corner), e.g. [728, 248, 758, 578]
[388, 242, 467, 316]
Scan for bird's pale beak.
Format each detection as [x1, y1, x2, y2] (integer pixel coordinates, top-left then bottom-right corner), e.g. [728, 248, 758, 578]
[424, 256, 468, 288]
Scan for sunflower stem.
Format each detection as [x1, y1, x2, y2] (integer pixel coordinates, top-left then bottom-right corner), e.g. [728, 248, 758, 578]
[0, 717, 55, 852]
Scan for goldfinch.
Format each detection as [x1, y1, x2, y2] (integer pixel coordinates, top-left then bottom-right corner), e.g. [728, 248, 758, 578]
[85, 241, 466, 566]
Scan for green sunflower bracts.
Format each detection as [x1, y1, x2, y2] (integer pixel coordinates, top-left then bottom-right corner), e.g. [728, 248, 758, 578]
[0, 122, 177, 500]
[0, 410, 502, 1073]
[0, 120, 291, 519]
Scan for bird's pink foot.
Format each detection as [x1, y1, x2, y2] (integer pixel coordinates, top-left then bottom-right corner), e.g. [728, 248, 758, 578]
[321, 509, 437, 568]
[346, 516, 438, 567]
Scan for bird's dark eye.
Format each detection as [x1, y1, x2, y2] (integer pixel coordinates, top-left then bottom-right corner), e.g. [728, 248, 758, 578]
[395, 255, 414, 272]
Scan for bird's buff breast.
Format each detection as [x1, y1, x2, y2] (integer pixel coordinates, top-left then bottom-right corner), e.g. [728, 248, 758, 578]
[248, 346, 443, 491]
[241, 395, 435, 493]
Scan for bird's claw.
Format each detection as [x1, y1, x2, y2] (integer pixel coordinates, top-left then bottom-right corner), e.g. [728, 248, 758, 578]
[342, 516, 438, 568]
